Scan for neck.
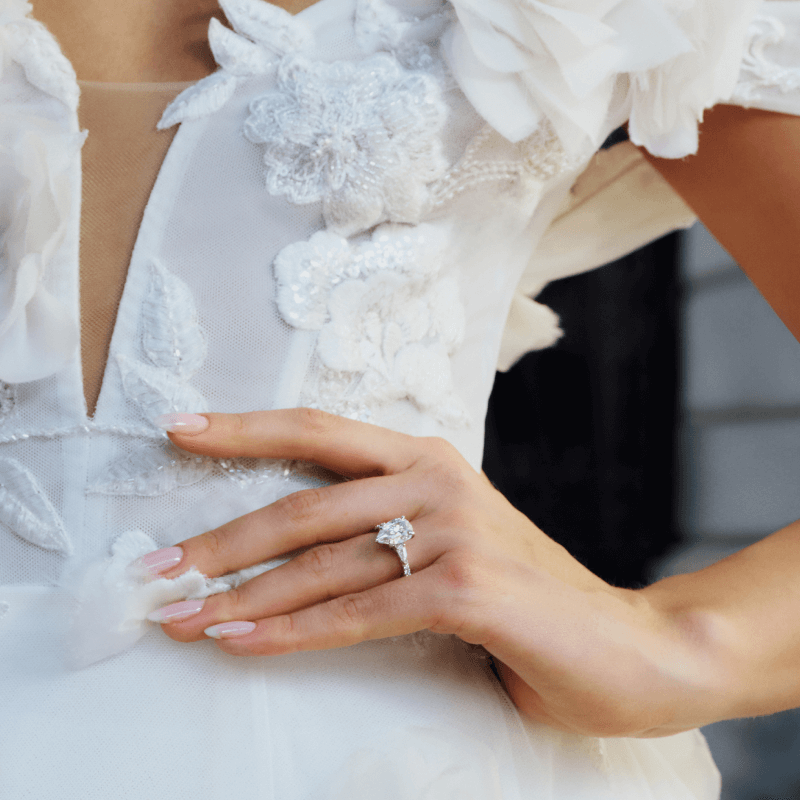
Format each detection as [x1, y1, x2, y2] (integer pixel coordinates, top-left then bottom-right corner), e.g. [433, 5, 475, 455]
[31, 0, 321, 83]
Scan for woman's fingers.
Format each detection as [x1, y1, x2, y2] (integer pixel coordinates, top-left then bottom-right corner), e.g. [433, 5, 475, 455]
[208, 568, 452, 656]
[162, 408, 421, 478]
[160, 524, 440, 642]
[153, 473, 426, 580]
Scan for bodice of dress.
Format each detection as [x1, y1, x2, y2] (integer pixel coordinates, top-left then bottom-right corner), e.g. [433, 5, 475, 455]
[0, 0, 798, 636]
[0, 3, 799, 798]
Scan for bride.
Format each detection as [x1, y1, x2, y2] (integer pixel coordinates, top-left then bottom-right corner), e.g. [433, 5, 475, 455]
[1, 0, 798, 797]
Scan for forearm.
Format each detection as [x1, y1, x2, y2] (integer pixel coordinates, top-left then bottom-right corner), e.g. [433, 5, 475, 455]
[641, 519, 800, 725]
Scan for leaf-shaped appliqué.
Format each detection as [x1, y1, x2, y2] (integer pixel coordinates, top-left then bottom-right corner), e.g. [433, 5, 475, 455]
[208, 17, 275, 77]
[158, 71, 239, 129]
[141, 261, 207, 378]
[218, 0, 313, 53]
[117, 355, 208, 421]
[0, 457, 72, 554]
[88, 443, 215, 497]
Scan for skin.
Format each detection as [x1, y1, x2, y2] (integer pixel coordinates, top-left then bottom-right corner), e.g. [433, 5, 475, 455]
[32, 1, 800, 736]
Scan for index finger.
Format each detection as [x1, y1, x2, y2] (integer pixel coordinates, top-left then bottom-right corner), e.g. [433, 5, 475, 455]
[158, 408, 421, 478]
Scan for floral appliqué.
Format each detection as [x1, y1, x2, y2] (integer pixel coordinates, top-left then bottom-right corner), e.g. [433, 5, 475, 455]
[243, 53, 449, 237]
[274, 224, 470, 427]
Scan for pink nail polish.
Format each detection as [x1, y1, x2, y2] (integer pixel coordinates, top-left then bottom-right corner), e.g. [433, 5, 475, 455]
[204, 621, 256, 639]
[131, 546, 183, 577]
[154, 413, 209, 434]
[147, 599, 205, 623]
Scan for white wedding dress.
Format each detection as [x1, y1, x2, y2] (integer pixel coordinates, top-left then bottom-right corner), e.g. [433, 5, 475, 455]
[1, 0, 799, 797]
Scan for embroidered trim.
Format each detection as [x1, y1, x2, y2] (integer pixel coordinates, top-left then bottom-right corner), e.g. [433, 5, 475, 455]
[732, 15, 800, 103]
[243, 53, 449, 237]
[0, 456, 72, 554]
[0, 423, 164, 445]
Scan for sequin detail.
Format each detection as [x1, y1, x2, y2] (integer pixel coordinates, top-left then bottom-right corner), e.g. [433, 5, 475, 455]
[0, 456, 72, 554]
[275, 223, 470, 427]
[243, 53, 448, 237]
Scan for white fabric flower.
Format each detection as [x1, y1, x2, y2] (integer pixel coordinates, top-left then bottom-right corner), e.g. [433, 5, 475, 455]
[0, 116, 82, 385]
[0, 2, 82, 383]
[317, 270, 469, 425]
[442, 0, 761, 159]
[273, 223, 448, 330]
[243, 53, 448, 236]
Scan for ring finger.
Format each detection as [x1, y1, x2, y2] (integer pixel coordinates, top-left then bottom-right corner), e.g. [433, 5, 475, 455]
[157, 516, 439, 641]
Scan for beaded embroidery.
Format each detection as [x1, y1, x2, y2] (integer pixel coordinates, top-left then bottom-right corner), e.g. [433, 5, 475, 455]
[430, 121, 572, 208]
[243, 53, 449, 237]
[0, 456, 72, 554]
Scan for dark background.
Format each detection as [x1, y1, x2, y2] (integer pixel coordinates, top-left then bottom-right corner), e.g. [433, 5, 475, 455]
[482, 233, 682, 589]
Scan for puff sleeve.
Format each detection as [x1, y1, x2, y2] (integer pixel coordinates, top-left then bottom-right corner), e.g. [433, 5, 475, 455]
[443, 0, 764, 159]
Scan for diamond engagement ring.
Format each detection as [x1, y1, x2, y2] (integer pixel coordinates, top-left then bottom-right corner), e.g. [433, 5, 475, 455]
[375, 517, 415, 577]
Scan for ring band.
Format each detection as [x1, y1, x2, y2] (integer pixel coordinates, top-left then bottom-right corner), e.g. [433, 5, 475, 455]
[375, 517, 415, 577]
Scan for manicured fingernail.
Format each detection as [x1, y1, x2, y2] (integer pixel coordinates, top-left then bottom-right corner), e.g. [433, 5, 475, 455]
[154, 413, 209, 434]
[204, 621, 256, 639]
[131, 546, 183, 577]
[147, 599, 205, 623]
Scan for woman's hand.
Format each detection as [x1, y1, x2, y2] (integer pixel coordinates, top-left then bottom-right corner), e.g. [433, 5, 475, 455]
[143, 408, 719, 738]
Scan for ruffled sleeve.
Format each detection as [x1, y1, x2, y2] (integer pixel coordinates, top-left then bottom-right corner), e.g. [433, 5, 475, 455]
[442, 0, 763, 159]
[728, 1, 800, 117]
[0, 0, 82, 383]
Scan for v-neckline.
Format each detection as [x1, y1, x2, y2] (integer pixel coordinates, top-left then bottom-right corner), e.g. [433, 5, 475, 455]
[21, 0, 339, 421]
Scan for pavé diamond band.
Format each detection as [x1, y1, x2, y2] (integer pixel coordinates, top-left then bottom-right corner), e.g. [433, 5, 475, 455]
[375, 517, 415, 577]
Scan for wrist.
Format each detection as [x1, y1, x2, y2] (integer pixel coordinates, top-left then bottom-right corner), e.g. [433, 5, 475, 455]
[636, 578, 742, 733]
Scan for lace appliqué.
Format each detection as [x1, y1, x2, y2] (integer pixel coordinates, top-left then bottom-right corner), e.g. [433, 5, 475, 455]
[97, 261, 301, 496]
[274, 224, 470, 427]
[731, 15, 800, 103]
[0, 456, 72, 554]
[243, 53, 448, 237]
[158, 0, 312, 129]
[431, 121, 571, 208]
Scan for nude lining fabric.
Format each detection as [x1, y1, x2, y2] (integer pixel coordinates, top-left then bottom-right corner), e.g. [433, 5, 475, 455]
[78, 82, 187, 415]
